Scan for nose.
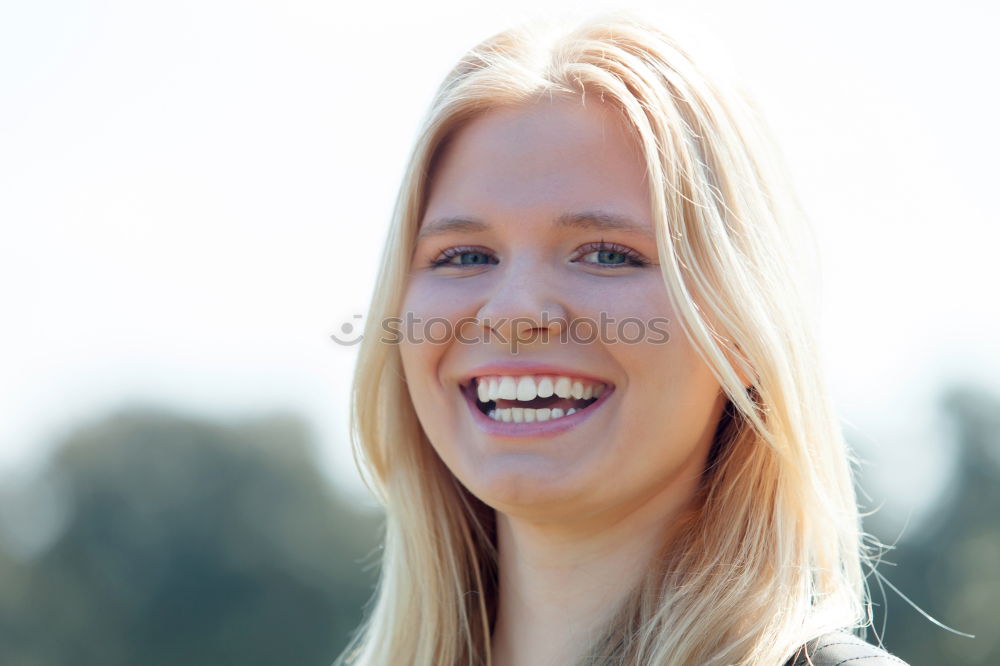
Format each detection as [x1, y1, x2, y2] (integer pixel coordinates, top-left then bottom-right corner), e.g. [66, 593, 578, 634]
[473, 254, 568, 345]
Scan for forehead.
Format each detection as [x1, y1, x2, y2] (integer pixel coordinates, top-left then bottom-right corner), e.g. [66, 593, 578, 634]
[421, 95, 652, 233]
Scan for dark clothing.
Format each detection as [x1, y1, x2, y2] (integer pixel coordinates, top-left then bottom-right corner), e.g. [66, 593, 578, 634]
[784, 630, 911, 666]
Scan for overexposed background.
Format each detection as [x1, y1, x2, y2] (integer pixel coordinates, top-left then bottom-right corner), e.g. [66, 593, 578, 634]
[2, 0, 998, 536]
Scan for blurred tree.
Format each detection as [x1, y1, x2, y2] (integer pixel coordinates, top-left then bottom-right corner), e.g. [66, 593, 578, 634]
[0, 405, 383, 666]
[4, 384, 996, 665]
[863, 384, 1000, 665]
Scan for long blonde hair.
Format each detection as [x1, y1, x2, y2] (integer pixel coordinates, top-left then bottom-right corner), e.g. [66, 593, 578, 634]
[336, 8, 876, 665]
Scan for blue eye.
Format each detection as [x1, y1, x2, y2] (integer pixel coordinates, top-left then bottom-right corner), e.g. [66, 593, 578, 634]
[574, 241, 649, 268]
[457, 251, 490, 265]
[593, 249, 627, 264]
[430, 246, 497, 268]
[428, 242, 649, 269]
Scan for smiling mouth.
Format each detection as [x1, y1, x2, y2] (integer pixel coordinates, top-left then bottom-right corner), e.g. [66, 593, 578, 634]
[462, 374, 611, 423]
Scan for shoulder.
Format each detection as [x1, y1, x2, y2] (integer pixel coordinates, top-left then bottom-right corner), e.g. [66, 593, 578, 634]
[784, 630, 911, 666]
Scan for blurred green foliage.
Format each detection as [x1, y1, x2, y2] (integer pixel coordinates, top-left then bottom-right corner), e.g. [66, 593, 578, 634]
[863, 384, 1000, 665]
[0, 383, 996, 664]
[0, 406, 383, 666]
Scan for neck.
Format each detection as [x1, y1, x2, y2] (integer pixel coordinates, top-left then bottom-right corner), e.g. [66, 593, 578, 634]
[488, 473, 701, 666]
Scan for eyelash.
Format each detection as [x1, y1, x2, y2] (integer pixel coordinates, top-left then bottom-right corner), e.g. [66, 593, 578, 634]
[429, 245, 497, 268]
[575, 241, 650, 268]
[428, 241, 650, 269]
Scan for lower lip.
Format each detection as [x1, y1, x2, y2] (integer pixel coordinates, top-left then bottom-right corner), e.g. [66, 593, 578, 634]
[460, 383, 615, 438]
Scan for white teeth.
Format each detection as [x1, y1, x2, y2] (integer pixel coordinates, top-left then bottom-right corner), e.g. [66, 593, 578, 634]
[516, 376, 537, 401]
[485, 404, 586, 422]
[497, 376, 518, 400]
[473, 374, 610, 417]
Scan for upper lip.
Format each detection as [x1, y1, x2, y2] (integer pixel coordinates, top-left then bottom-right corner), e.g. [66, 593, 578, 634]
[458, 361, 614, 389]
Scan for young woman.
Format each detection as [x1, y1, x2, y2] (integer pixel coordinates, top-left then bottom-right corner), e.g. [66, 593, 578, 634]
[336, 9, 910, 666]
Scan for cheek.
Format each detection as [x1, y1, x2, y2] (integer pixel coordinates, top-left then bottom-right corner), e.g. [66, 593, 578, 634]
[402, 274, 480, 318]
[588, 278, 720, 443]
[398, 285, 436, 396]
[398, 332, 454, 462]
[618, 336, 724, 472]
[571, 272, 677, 341]
[399, 276, 484, 348]
[397, 278, 468, 431]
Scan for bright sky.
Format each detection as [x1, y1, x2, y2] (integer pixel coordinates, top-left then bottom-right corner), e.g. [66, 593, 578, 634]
[2, 0, 997, 531]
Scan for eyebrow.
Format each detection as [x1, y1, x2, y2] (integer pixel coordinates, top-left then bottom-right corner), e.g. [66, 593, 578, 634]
[416, 210, 655, 240]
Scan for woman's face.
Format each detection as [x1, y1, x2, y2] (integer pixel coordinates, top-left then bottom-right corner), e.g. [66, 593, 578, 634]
[398, 95, 727, 522]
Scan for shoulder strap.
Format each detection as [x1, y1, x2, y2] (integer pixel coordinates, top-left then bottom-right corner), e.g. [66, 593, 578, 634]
[784, 630, 910, 666]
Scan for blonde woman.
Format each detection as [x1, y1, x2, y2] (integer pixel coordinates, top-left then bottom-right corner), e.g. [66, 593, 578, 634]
[337, 9, 910, 666]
